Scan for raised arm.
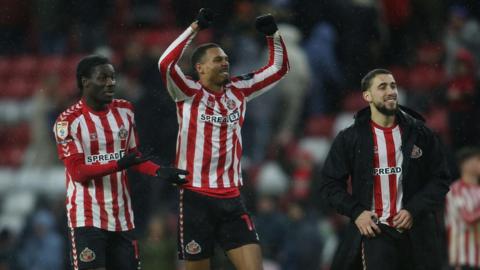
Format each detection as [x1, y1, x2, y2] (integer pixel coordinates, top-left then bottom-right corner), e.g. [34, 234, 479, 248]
[158, 25, 200, 101]
[231, 14, 290, 101]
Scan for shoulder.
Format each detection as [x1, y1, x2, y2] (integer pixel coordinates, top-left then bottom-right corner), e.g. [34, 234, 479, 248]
[56, 100, 83, 123]
[112, 99, 134, 111]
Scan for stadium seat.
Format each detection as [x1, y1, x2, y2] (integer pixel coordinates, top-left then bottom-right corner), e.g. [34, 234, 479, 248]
[11, 56, 38, 78]
[0, 57, 12, 80]
[38, 56, 64, 76]
[342, 92, 365, 112]
[304, 115, 335, 138]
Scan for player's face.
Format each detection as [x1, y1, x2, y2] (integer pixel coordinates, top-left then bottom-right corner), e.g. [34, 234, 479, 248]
[363, 74, 398, 116]
[83, 64, 116, 105]
[198, 47, 230, 86]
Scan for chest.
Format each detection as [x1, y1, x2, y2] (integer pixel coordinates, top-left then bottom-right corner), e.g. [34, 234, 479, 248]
[81, 111, 132, 147]
[189, 89, 245, 126]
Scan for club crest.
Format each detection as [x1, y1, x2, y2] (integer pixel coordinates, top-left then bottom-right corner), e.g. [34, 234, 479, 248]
[79, 247, 96, 262]
[118, 126, 128, 140]
[185, 240, 202, 255]
[411, 144, 423, 159]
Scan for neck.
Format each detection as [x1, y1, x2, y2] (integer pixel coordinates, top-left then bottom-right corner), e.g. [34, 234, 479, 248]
[463, 173, 479, 185]
[83, 96, 108, 111]
[200, 79, 223, 93]
[370, 106, 396, 128]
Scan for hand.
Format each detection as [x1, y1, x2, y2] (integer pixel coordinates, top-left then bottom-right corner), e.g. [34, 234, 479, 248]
[355, 211, 381, 238]
[156, 167, 189, 185]
[196, 8, 215, 29]
[117, 152, 150, 170]
[255, 14, 278, 36]
[393, 209, 413, 231]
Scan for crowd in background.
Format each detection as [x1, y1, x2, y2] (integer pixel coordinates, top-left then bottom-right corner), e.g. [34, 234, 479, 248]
[0, 0, 479, 269]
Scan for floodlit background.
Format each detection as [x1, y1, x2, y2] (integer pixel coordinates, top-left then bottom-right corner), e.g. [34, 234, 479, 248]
[0, 0, 478, 269]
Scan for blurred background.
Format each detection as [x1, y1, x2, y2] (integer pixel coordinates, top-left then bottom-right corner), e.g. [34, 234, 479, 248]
[0, 0, 479, 269]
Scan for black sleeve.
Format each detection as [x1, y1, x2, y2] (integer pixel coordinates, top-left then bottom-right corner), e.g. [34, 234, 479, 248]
[403, 130, 451, 218]
[319, 130, 366, 221]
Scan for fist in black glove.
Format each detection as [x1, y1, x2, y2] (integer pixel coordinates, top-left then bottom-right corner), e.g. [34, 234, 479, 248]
[156, 167, 189, 185]
[255, 14, 278, 36]
[117, 152, 150, 170]
[196, 8, 215, 29]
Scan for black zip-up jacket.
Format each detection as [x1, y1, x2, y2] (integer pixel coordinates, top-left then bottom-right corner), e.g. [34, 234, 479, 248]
[320, 106, 451, 270]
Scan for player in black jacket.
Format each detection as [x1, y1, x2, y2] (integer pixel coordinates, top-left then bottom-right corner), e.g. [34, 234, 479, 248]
[319, 69, 451, 270]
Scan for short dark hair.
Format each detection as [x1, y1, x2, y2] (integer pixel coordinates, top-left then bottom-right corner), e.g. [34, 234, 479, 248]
[361, 69, 392, 92]
[456, 147, 480, 167]
[191, 43, 221, 72]
[76, 55, 110, 90]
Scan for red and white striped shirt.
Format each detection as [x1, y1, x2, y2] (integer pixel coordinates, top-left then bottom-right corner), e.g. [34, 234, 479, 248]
[445, 180, 480, 268]
[158, 27, 289, 197]
[370, 121, 404, 226]
[53, 99, 139, 231]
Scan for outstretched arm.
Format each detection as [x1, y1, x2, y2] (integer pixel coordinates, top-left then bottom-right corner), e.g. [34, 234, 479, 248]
[231, 14, 289, 101]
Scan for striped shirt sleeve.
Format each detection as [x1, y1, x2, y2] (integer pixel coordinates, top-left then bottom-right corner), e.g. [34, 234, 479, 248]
[158, 27, 200, 102]
[230, 31, 289, 102]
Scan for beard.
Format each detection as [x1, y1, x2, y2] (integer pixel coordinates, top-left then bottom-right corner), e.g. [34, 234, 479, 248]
[373, 101, 398, 116]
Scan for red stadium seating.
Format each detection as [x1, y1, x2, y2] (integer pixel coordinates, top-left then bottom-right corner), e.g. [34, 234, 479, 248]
[304, 115, 335, 138]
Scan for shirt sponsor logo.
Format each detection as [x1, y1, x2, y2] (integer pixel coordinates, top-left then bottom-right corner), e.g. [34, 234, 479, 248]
[200, 111, 240, 125]
[55, 121, 69, 140]
[86, 150, 125, 164]
[373, 166, 402, 176]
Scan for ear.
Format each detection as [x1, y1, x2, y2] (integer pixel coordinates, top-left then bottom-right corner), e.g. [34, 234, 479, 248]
[362, 90, 372, 102]
[195, 63, 203, 75]
[81, 77, 89, 88]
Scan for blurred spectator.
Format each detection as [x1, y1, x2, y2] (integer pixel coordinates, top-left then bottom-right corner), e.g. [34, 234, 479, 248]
[32, 0, 69, 54]
[445, 147, 480, 270]
[140, 214, 177, 270]
[256, 161, 289, 197]
[380, 0, 412, 65]
[0, 0, 30, 54]
[254, 195, 288, 264]
[444, 5, 480, 79]
[17, 209, 64, 270]
[278, 202, 323, 270]
[446, 49, 478, 149]
[0, 229, 15, 270]
[304, 22, 344, 115]
[69, 0, 114, 52]
[24, 74, 68, 167]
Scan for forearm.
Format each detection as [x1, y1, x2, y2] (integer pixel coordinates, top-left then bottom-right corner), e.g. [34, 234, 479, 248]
[270, 32, 290, 72]
[320, 178, 366, 220]
[131, 160, 160, 176]
[64, 154, 119, 183]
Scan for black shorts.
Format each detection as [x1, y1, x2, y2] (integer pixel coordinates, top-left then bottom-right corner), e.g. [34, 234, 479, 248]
[177, 188, 259, 260]
[68, 227, 140, 270]
[361, 224, 413, 270]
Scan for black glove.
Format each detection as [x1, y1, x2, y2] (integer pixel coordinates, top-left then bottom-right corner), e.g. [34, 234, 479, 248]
[255, 14, 278, 36]
[156, 167, 189, 185]
[117, 152, 150, 170]
[196, 8, 215, 29]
